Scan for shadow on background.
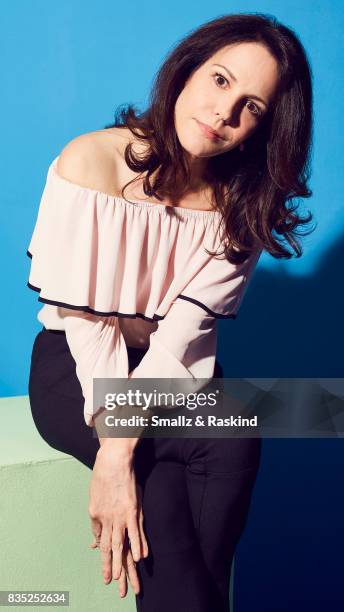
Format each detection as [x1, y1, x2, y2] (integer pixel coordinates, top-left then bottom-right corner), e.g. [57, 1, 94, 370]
[217, 233, 344, 611]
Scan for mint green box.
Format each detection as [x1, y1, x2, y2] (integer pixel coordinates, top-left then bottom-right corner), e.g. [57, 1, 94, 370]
[0, 396, 234, 611]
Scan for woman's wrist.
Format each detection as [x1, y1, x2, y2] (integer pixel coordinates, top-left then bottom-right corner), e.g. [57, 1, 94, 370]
[97, 436, 140, 460]
[93, 403, 149, 457]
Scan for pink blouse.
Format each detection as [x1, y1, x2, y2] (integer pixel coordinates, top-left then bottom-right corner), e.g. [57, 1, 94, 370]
[27, 156, 262, 427]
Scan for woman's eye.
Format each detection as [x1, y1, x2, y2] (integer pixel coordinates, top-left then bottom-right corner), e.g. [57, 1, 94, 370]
[213, 72, 228, 88]
[246, 101, 262, 117]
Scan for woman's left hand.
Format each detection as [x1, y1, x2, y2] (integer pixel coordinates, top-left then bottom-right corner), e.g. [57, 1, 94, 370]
[90, 519, 142, 598]
[88, 445, 148, 597]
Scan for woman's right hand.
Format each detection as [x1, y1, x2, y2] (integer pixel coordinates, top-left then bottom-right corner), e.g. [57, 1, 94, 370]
[88, 443, 149, 597]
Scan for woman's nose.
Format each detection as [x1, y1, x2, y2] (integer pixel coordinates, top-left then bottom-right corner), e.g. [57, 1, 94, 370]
[214, 97, 242, 127]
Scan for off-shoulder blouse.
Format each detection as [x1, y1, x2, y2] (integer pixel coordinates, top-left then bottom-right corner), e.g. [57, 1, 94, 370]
[26, 156, 262, 427]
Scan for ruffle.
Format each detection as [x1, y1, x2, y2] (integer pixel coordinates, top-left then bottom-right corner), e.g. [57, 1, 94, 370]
[27, 156, 262, 321]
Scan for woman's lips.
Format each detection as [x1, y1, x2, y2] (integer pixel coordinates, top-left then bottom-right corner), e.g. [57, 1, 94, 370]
[195, 119, 222, 141]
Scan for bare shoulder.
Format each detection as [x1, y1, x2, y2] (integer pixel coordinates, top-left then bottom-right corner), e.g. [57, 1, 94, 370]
[56, 127, 133, 195]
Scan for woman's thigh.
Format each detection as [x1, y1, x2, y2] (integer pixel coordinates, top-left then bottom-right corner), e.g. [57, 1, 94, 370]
[28, 329, 100, 468]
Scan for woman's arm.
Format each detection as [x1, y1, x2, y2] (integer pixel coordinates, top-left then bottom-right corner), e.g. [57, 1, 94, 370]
[96, 371, 140, 453]
[60, 296, 217, 592]
[119, 299, 217, 448]
[60, 296, 217, 458]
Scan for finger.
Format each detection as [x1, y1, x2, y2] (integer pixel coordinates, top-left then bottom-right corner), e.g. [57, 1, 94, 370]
[138, 509, 149, 558]
[99, 523, 113, 584]
[90, 517, 102, 542]
[127, 516, 141, 562]
[136, 485, 149, 558]
[111, 527, 124, 580]
[90, 535, 102, 549]
[89, 518, 102, 549]
[117, 564, 128, 598]
[124, 548, 140, 595]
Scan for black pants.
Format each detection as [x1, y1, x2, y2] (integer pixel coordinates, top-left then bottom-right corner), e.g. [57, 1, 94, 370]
[28, 328, 261, 612]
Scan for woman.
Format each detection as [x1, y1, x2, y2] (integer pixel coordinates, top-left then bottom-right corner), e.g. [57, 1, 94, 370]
[27, 13, 314, 612]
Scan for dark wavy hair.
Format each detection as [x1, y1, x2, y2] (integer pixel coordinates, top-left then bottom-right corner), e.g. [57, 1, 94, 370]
[104, 12, 315, 265]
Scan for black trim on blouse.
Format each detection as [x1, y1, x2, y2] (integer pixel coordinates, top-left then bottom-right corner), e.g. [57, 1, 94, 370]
[26, 251, 236, 320]
[176, 294, 236, 319]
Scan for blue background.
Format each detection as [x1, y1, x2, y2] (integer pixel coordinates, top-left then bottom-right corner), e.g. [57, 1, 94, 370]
[1, 1, 343, 609]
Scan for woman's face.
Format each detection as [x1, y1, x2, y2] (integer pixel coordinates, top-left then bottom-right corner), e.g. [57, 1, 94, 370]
[174, 42, 279, 160]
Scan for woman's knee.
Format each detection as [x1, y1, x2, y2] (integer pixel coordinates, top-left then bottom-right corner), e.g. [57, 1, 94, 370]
[185, 437, 262, 475]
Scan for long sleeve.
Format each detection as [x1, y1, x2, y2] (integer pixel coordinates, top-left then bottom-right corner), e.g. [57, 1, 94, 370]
[58, 297, 217, 427]
[129, 298, 217, 380]
[57, 308, 129, 427]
